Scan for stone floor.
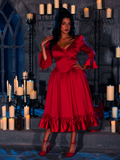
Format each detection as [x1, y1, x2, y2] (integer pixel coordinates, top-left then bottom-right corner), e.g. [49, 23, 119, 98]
[0, 145, 120, 160]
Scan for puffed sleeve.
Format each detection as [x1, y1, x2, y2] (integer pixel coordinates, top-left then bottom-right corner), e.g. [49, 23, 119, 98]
[39, 41, 53, 71]
[78, 35, 98, 69]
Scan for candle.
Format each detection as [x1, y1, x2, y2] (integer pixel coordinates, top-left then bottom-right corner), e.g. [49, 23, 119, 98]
[39, 4, 44, 15]
[71, 5, 75, 14]
[9, 105, 15, 118]
[112, 107, 118, 118]
[24, 106, 29, 117]
[2, 105, 6, 117]
[97, 0, 102, 10]
[27, 80, 34, 95]
[23, 71, 28, 80]
[30, 90, 37, 99]
[84, 7, 89, 18]
[9, 118, 14, 130]
[47, 3, 52, 14]
[54, 0, 59, 8]
[106, 8, 112, 18]
[7, 80, 9, 96]
[0, 118, 3, 129]
[3, 117, 7, 130]
[26, 115, 30, 130]
[106, 85, 114, 101]
[14, 76, 18, 94]
[62, 3, 68, 9]
[9, 84, 12, 102]
[111, 120, 116, 133]
[27, 13, 33, 20]
[17, 87, 23, 96]
[116, 46, 120, 58]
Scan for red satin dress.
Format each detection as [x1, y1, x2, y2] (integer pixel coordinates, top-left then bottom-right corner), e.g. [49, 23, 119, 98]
[38, 35, 99, 132]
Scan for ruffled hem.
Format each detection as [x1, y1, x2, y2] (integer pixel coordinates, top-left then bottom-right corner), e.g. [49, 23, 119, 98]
[39, 113, 99, 132]
[84, 57, 98, 69]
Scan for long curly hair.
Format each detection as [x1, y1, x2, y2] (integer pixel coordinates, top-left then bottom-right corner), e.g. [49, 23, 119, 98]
[49, 7, 75, 52]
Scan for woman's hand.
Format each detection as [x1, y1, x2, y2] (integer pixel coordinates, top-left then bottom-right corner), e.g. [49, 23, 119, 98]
[73, 61, 87, 70]
[41, 35, 53, 47]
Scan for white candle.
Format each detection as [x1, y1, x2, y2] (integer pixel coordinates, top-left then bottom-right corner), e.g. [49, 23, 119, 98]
[24, 106, 29, 117]
[30, 90, 37, 99]
[39, 4, 44, 15]
[3, 117, 7, 130]
[9, 118, 14, 130]
[112, 107, 118, 118]
[27, 13, 33, 20]
[26, 115, 30, 130]
[2, 105, 6, 117]
[9, 84, 12, 102]
[116, 46, 120, 58]
[54, 0, 59, 8]
[17, 87, 23, 96]
[106, 8, 112, 18]
[111, 120, 116, 133]
[62, 3, 68, 9]
[27, 80, 34, 95]
[106, 85, 114, 101]
[23, 71, 28, 79]
[97, 0, 102, 9]
[47, 3, 52, 14]
[84, 7, 89, 18]
[7, 80, 9, 96]
[71, 5, 75, 14]
[9, 105, 15, 118]
[0, 118, 3, 129]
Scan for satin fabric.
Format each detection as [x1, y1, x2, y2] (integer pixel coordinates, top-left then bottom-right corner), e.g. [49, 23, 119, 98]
[39, 35, 99, 132]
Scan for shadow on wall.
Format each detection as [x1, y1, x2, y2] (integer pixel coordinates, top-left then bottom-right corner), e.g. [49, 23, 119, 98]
[39, 80, 47, 107]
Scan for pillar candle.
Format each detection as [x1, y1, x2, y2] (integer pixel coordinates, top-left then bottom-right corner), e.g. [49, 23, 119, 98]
[9, 106, 15, 118]
[106, 8, 112, 18]
[47, 3, 52, 14]
[27, 80, 34, 95]
[17, 87, 23, 96]
[71, 5, 75, 14]
[0, 118, 3, 129]
[26, 115, 30, 130]
[84, 7, 89, 18]
[3, 117, 7, 130]
[111, 120, 116, 133]
[27, 13, 33, 20]
[106, 85, 114, 101]
[2, 105, 6, 117]
[97, 0, 102, 9]
[7, 80, 9, 96]
[9, 118, 14, 130]
[23, 71, 28, 80]
[30, 90, 37, 99]
[116, 46, 120, 58]
[62, 3, 68, 9]
[54, 0, 59, 8]
[112, 107, 118, 118]
[24, 106, 29, 117]
[9, 84, 12, 102]
[39, 4, 44, 15]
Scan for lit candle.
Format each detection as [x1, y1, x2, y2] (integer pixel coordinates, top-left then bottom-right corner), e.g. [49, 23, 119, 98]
[106, 8, 112, 18]
[111, 120, 116, 133]
[54, 0, 59, 8]
[24, 106, 29, 117]
[112, 107, 118, 118]
[71, 5, 75, 14]
[97, 0, 102, 9]
[84, 7, 89, 18]
[47, 3, 52, 14]
[17, 87, 23, 96]
[9, 118, 14, 130]
[106, 85, 114, 101]
[62, 3, 68, 9]
[9, 105, 15, 118]
[27, 13, 33, 20]
[23, 71, 28, 80]
[27, 80, 34, 95]
[30, 90, 37, 99]
[116, 46, 120, 58]
[0, 118, 3, 129]
[26, 115, 30, 130]
[39, 4, 44, 15]
[3, 117, 7, 130]
[9, 84, 12, 102]
[7, 80, 9, 96]
[2, 105, 6, 117]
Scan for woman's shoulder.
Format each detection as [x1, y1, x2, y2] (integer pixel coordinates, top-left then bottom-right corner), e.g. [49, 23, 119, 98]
[75, 35, 84, 42]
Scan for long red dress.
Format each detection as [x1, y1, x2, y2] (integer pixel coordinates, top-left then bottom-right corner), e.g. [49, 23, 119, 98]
[38, 35, 99, 132]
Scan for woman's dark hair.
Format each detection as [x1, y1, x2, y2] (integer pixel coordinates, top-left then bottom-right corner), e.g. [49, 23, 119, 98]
[49, 7, 75, 52]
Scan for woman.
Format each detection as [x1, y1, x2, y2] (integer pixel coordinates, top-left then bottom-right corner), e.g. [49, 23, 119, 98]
[38, 7, 99, 157]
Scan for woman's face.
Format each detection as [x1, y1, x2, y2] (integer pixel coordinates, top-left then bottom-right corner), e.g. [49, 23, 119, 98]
[61, 18, 71, 34]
